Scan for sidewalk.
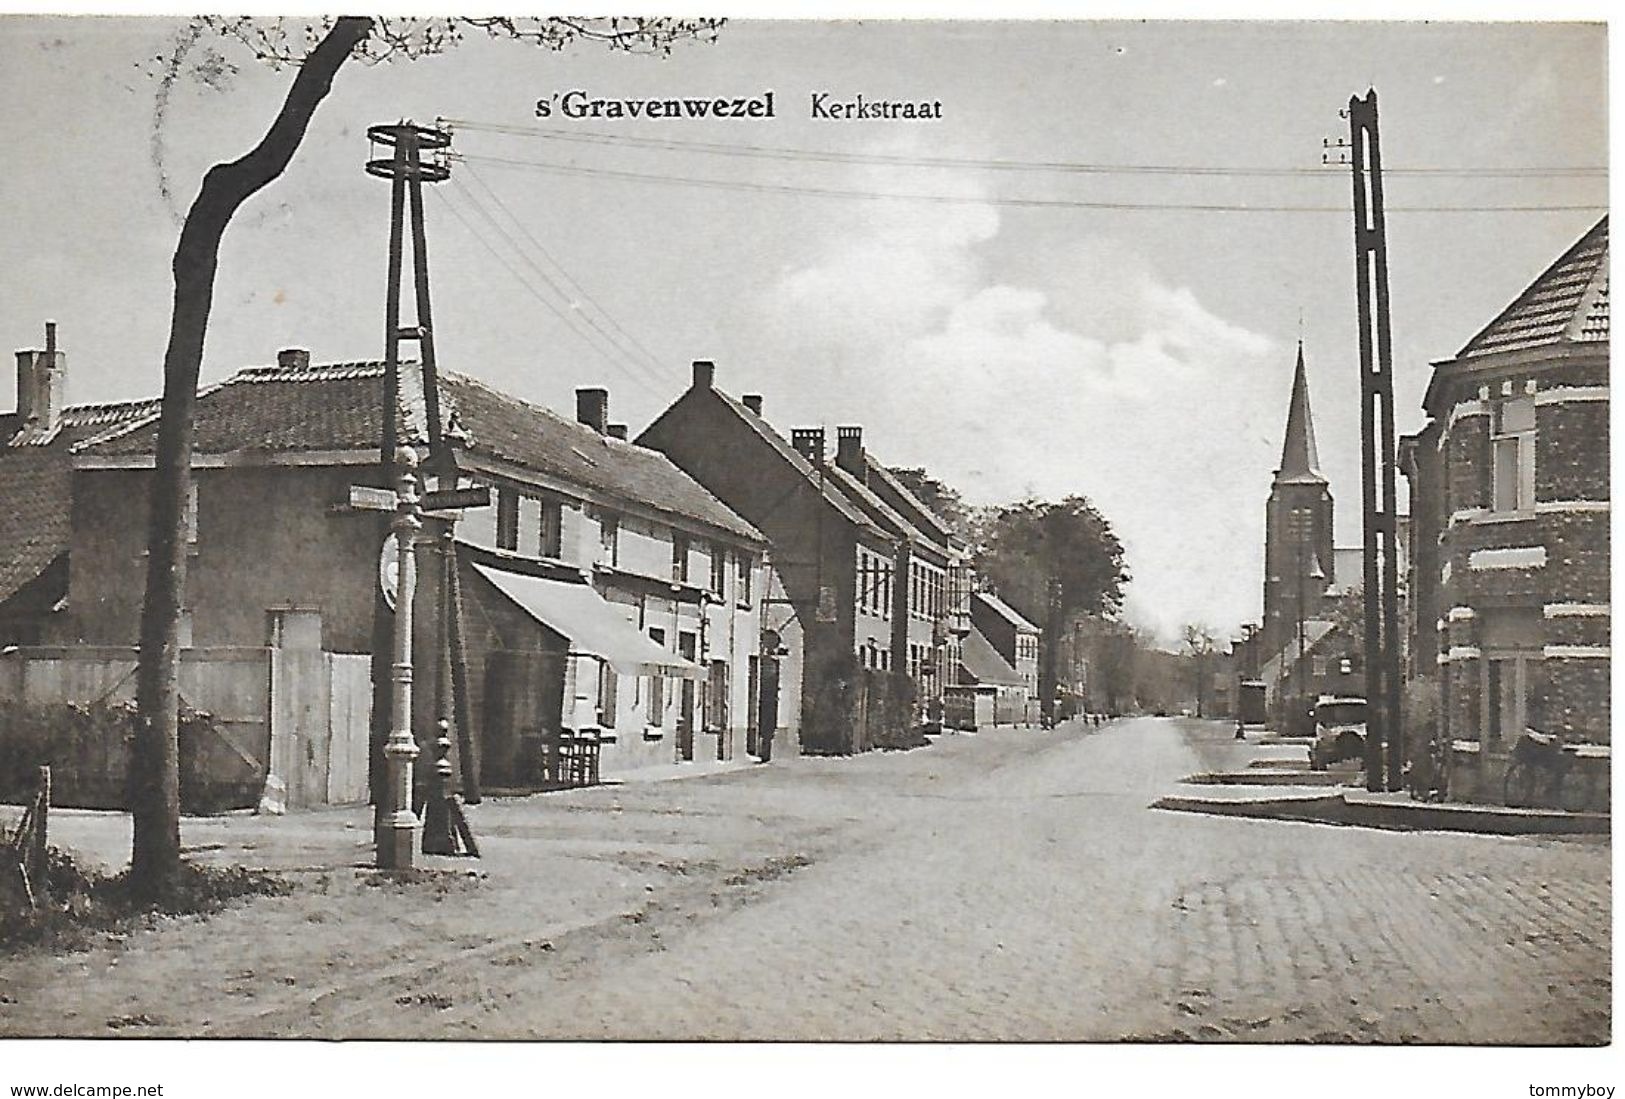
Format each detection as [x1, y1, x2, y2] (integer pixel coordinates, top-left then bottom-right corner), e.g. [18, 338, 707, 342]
[1153, 724, 1610, 836]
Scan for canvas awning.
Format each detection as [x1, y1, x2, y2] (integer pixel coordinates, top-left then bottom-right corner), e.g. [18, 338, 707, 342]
[472, 563, 703, 680]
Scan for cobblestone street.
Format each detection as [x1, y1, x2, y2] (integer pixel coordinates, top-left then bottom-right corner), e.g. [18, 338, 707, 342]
[0, 717, 1610, 1043]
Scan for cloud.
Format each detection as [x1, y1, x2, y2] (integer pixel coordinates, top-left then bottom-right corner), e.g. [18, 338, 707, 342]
[754, 144, 1281, 641]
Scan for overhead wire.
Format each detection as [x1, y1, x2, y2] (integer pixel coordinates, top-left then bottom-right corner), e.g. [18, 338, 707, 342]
[446, 176, 675, 391]
[430, 183, 671, 397]
[451, 151, 1608, 215]
[459, 159, 672, 375]
[441, 118, 1608, 180]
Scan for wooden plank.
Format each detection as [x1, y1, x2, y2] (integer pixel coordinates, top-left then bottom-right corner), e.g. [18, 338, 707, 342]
[327, 654, 372, 804]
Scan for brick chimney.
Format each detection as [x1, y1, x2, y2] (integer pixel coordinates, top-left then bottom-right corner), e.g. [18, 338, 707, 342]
[277, 348, 310, 370]
[742, 394, 764, 416]
[576, 387, 609, 434]
[606, 423, 628, 440]
[790, 427, 825, 466]
[14, 321, 65, 433]
[835, 425, 864, 476]
[691, 360, 715, 390]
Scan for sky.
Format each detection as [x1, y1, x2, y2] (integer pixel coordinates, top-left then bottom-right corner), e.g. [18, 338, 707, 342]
[0, 17, 1607, 643]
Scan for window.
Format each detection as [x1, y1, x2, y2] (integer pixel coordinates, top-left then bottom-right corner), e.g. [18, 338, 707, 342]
[1491, 396, 1536, 513]
[598, 663, 618, 729]
[1480, 606, 1543, 747]
[648, 627, 667, 721]
[736, 552, 753, 604]
[496, 489, 519, 551]
[672, 535, 690, 583]
[709, 543, 727, 597]
[600, 512, 619, 567]
[185, 482, 199, 546]
[539, 501, 563, 559]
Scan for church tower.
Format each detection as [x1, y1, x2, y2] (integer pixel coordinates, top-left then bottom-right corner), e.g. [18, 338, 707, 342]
[1263, 342, 1335, 659]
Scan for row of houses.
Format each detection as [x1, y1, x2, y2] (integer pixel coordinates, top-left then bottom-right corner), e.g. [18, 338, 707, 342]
[1235, 216, 1609, 804]
[0, 338, 1042, 809]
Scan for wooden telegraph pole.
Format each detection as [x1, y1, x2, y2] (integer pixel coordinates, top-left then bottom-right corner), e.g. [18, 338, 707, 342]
[361, 121, 484, 867]
[1342, 90, 1405, 793]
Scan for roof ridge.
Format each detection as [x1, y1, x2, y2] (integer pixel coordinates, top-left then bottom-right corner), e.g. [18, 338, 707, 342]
[69, 372, 248, 455]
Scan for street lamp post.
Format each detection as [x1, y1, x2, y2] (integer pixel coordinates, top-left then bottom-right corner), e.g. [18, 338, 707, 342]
[379, 447, 423, 870]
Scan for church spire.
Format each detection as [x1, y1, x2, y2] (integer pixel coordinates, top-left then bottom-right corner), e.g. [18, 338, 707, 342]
[1276, 340, 1325, 484]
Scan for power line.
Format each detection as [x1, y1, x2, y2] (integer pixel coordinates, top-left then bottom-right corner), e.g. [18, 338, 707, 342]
[453, 152, 1608, 215]
[459, 160, 671, 374]
[429, 184, 671, 397]
[442, 118, 1608, 180]
[444, 177, 678, 394]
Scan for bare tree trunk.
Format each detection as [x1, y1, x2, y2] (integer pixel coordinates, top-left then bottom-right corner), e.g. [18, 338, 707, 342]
[130, 17, 371, 901]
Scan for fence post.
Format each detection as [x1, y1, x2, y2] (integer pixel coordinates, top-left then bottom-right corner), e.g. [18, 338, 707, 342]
[30, 765, 49, 905]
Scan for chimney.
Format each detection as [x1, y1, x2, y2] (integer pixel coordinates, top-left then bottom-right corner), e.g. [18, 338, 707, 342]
[835, 425, 864, 475]
[277, 348, 310, 370]
[607, 423, 628, 440]
[14, 321, 65, 433]
[576, 387, 609, 434]
[691, 360, 715, 390]
[742, 394, 763, 416]
[790, 427, 825, 466]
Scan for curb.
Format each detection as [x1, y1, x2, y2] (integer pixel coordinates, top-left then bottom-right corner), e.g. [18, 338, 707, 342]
[1152, 792, 1610, 835]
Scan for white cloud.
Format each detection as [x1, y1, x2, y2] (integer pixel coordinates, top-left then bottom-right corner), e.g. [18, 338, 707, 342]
[754, 147, 1282, 642]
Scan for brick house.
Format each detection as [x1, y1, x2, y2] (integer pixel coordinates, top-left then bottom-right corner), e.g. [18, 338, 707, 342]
[4, 344, 768, 804]
[1401, 216, 1610, 803]
[638, 361, 966, 753]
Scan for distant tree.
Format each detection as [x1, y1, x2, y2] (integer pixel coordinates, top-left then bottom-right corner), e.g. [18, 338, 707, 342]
[130, 16, 723, 902]
[1182, 622, 1217, 717]
[975, 496, 1129, 721]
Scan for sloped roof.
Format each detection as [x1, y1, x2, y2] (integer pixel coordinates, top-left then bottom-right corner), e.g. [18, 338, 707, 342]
[79, 360, 763, 544]
[960, 626, 1023, 687]
[973, 591, 1039, 633]
[691, 389, 887, 539]
[1458, 216, 1609, 358]
[862, 459, 956, 546]
[0, 398, 157, 604]
[1258, 620, 1337, 687]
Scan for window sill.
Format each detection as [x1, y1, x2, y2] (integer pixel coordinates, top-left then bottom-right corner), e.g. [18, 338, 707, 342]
[1471, 510, 1535, 525]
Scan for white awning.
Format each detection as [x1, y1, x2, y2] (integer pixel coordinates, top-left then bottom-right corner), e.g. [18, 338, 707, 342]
[472, 563, 704, 680]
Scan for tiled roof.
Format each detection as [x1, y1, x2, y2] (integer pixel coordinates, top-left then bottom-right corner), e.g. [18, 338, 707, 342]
[0, 398, 156, 604]
[862, 459, 956, 546]
[1458, 216, 1609, 358]
[79, 361, 763, 544]
[973, 591, 1039, 633]
[960, 627, 1023, 687]
[439, 373, 762, 543]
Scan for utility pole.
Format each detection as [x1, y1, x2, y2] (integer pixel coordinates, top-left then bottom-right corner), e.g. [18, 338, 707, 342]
[1342, 89, 1404, 793]
[362, 120, 490, 865]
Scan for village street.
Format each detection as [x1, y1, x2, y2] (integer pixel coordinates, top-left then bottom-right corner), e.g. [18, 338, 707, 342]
[0, 717, 1609, 1043]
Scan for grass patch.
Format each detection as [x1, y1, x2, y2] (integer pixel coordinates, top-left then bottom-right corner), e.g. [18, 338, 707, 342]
[1, 847, 288, 955]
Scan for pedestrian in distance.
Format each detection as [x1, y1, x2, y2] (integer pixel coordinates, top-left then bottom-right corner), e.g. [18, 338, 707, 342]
[1235, 718, 1246, 741]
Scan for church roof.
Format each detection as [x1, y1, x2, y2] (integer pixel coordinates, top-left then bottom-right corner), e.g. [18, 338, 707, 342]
[1275, 342, 1325, 485]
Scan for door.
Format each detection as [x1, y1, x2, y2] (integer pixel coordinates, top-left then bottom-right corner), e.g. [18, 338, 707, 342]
[757, 657, 780, 761]
[709, 660, 729, 761]
[677, 632, 697, 762]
